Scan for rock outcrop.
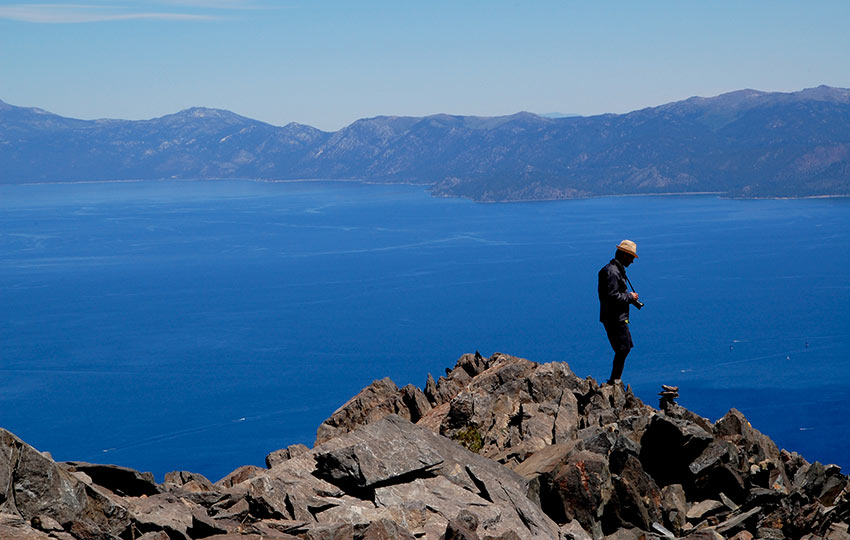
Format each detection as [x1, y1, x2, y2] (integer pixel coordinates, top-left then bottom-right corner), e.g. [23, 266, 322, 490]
[1, 352, 849, 540]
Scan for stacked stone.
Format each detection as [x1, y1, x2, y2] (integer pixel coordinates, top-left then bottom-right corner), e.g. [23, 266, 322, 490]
[659, 384, 680, 410]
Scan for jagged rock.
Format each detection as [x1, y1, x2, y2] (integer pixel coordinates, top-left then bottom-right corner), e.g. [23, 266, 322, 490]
[683, 530, 725, 540]
[315, 377, 412, 445]
[794, 462, 848, 506]
[3, 352, 850, 540]
[137, 532, 171, 540]
[715, 505, 762, 535]
[444, 509, 480, 540]
[0, 513, 55, 540]
[164, 470, 215, 492]
[215, 464, 264, 488]
[304, 522, 355, 540]
[359, 517, 417, 540]
[660, 484, 687, 535]
[126, 493, 224, 540]
[827, 522, 850, 540]
[400, 384, 432, 423]
[61, 461, 160, 497]
[534, 449, 612, 532]
[715, 409, 790, 489]
[755, 526, 785, 539]
[0, 429, 131, 538]
[316, 414, 560, 539]
[604, 455, 664, 532]
[640, 414, 714, 488]
[560, 519, 594, 540]
[687, 499, 724, 520]
[266, 444, 310, 469]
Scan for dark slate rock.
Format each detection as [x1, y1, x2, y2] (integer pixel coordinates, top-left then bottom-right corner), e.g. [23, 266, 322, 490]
[660, 484, 687, 535]
[603, 455, 664, 532]
[534, 449, 612, 532]
[61, 461, 160, 497]
[640, 414, 714, 488]
[715, 505, 762, 535]
[444, 509, 481, 540]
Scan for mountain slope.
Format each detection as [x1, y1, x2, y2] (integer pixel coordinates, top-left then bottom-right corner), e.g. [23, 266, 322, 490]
[2, 86, 850, 200]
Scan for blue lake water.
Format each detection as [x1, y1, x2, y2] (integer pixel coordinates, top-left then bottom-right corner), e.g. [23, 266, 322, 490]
[1, 179, 849, 482]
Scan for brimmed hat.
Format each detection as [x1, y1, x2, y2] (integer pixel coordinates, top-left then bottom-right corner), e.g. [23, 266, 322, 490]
[616, 240, 638, 258]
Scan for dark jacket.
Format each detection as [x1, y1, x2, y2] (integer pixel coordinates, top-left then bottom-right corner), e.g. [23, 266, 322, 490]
[598, 259, 632, 323]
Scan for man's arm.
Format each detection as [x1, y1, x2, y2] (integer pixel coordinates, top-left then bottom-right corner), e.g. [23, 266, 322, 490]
[599, 266, 635, 305]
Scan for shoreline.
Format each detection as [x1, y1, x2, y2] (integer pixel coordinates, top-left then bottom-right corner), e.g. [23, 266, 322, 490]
[11, 177, 850, 202]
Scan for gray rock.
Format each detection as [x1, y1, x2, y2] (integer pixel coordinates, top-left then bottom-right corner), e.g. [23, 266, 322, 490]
[125, 493, 222, 540]
[686, 499, 724, 520]
[0, 513, 54, 540]
[318, 414, 560, 539]
[660, 484, 687, 535]
[560, 519, 593, 540]
[400, 384, 432, 423]
[359, 517, 417, 540]
[163, 470, 215, 492]
[714, 506, 761, 535]
[444, 509, 480, 540]
[315, 377, 407, 445]
[215, 465, 265, 488]
[0, 428, 130, 538]
[605, 455, 664, 531]
[266, 444, 310, 469]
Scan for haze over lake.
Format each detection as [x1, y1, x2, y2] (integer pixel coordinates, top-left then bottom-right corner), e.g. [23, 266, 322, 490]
[1, 180, 848, 481]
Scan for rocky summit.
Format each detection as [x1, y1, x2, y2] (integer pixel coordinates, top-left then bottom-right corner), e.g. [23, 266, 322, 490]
[2, 353, 849, 540]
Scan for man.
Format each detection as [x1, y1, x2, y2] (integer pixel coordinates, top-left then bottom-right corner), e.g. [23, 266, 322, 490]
[598, 240, 640, 385]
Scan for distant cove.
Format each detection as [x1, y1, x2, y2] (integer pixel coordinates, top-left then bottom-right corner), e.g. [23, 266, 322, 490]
[1, 179, 849, 481]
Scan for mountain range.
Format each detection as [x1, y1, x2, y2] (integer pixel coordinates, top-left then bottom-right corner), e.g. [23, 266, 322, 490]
[3, 86, 850, 201]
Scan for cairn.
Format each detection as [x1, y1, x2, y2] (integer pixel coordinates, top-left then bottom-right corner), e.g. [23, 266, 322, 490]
[658, 384, 679, 410]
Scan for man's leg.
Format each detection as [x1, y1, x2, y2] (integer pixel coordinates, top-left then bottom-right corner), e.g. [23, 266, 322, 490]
[604, 321, 633, 384]
[608, 349, 629, 384]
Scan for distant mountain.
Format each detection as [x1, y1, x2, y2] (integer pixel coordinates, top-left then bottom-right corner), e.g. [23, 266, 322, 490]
[3, 86, 850, 201]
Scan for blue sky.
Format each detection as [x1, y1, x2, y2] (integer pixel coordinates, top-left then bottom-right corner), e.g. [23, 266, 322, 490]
[1, 1, 849, 131]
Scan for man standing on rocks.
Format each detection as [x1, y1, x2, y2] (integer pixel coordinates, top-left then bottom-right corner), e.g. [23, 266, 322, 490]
[598, 240, 640, 385]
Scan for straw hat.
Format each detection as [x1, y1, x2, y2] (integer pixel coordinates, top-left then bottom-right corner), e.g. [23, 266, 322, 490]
[616, 240, 638, 258]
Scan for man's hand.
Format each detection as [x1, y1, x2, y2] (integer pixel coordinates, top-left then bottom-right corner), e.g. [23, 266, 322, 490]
[630, 292, 639, 302]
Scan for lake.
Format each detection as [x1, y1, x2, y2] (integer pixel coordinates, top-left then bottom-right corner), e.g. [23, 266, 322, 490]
[1, 179, 849, 481]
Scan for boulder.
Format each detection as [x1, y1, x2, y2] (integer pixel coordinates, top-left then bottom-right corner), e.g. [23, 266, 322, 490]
[444, 509, 480, 540]
[640, 414, 714, 488]
[266, 444, 310, 469]
[660, 484, 687, 535]
[215, 465, 264, 489]
[0, 513, 55, 540]
[61, 461, 160, 497]
[125, 493, 225, 540]
[0, 429, 130, 538]
[315, 377, 408, 445]
[603, 455, 664, 532]
[163, 470, 215, 492]
[534, 449, 612, 531]
[316, 414, 560, 539]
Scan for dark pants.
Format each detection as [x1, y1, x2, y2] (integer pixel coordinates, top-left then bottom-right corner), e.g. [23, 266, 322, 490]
[603, 321, 633, 383]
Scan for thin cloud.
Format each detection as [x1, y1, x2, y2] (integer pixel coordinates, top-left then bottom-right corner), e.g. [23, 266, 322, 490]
[0, 3, 218, 23]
